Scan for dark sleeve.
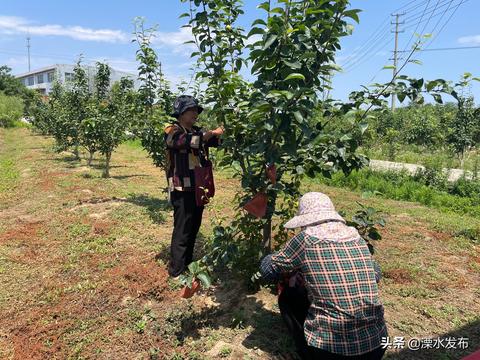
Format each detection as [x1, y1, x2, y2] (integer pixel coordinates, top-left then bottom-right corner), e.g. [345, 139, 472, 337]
[199, 127, 221, 148]
[165, 125, 203, 150]
[373, 260, 382, 283]
[259, 254, 281, 283]
[204, 135, 221, 148]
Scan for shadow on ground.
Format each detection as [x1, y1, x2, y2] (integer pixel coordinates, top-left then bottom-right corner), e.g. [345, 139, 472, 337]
[111, 174, 150, 180]
[125, 193, 171, 225]
[163, 275, 298, 359]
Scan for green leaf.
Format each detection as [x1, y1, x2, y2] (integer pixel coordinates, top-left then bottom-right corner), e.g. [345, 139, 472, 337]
[263, 35, 278, 50]
[188, 261, 200, 274]
[408, 59, 422, 66]
[282, 60, 302, 69]
[284, 73, 305, 81]
[359, 122, 368, 135]
[432, 93, 443, 104]
[293, 111, 303, 123]
[270, 7, 285, 14]
[248, 27, 265, 38]
[426, 80, 438, 92]
[197, 272, 212, 288]
[258, 1, 270, 11]
[252, 19, 267, 27]
[344, 9, 361, 23]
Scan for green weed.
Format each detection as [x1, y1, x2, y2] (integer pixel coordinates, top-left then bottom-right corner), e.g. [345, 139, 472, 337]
[0, 158, 19, 193]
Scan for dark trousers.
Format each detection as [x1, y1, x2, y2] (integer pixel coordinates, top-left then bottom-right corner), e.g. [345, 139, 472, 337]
[278, 286, 386, 360]
[168, 191, 204, 277]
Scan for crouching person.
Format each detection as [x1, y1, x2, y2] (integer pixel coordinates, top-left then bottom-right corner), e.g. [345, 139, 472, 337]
[260, 192, 387, 360]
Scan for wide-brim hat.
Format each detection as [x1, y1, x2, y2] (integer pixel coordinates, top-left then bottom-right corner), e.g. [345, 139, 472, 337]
[171, 95, 204, 118]
[284, 192, 345, 229]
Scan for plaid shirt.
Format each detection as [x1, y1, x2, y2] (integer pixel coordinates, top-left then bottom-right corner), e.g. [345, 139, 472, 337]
[260, 232, 387, 356]
[164, 122, 220, 192]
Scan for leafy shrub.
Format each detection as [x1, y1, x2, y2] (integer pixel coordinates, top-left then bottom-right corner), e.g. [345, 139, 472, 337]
[450, 177, 480, 200]
[0, 92, 24, 127]
[413, 158, 448, 191]
[343, 203, 386, 255]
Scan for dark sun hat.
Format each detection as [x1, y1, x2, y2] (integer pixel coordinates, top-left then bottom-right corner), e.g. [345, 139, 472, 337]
[171, 95, 204, 118]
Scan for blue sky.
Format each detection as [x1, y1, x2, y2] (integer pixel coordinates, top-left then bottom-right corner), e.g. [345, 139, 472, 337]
[1, 0, 479, 102]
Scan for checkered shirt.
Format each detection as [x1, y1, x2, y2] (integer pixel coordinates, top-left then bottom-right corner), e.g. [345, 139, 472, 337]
[261, 231, 387, 356]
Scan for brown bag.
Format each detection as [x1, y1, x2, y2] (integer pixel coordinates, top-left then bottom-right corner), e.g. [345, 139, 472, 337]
[194, 159, 215, 207]
[243, 192, 268, 218]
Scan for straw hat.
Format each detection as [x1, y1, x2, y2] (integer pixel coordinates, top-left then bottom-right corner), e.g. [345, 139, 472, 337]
[284, 192, 345, 229]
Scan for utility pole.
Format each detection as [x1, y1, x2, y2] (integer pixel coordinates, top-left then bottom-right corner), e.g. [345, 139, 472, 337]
[26, 35, 31, 72]
[390, 13, 404, 111]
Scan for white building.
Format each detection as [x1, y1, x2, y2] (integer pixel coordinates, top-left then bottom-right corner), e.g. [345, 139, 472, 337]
[15, 64, 140, 95]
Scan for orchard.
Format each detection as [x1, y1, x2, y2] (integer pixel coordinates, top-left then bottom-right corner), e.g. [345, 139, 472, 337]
[1, 1, 480, 359]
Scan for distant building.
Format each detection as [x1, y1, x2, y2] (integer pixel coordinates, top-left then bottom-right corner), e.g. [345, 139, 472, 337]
[15, 64, 140, 95]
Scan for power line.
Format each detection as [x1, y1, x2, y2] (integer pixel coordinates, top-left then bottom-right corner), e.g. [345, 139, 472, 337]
[340, 0, 424, 72]
[401, 0, 431, 54]
[398, 45, 480, 52]
[341, 31, 392, 72]
[393, 0, 430, 14]
[340, 21, 390, 69]
[425, 0, 455, 40]
[403, 0, 457, 23]
[418, 0, 439, 39]
[341, 0, 452, 74]
[424, 0, 465, 50]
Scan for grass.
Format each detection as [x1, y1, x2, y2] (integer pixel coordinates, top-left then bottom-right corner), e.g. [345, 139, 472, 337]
[0, 129, 23, 196]
[312, 168, 480, 224]
[0, 158, 19, 194]
[0, 127, 479, 359]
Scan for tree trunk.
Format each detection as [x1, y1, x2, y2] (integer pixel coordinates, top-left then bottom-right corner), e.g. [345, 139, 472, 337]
[73, 144, 80, 160]
[87, 151, 94, 166]
[262, 218, 272, 251]
[103, 152, 111, 178]
[262, 193, 277, 251]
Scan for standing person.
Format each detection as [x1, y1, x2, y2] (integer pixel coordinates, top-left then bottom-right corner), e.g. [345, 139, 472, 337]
[164, 95, 223, 277]
[260, 192, 387, 360]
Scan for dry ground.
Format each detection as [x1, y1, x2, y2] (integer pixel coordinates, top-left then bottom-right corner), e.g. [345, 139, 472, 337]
[0, 128, 479, 360]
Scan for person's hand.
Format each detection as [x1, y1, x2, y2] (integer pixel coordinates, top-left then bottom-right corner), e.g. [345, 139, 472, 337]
[212, 126, 224, 136]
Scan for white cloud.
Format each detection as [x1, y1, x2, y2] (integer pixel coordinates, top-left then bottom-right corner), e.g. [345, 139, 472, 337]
[91, 57, 139, 73]
[152, 27, 193, 47]
[458, 34, 480, 45]
[0, 15, 130, 43]
[0, 15, 199, 55]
